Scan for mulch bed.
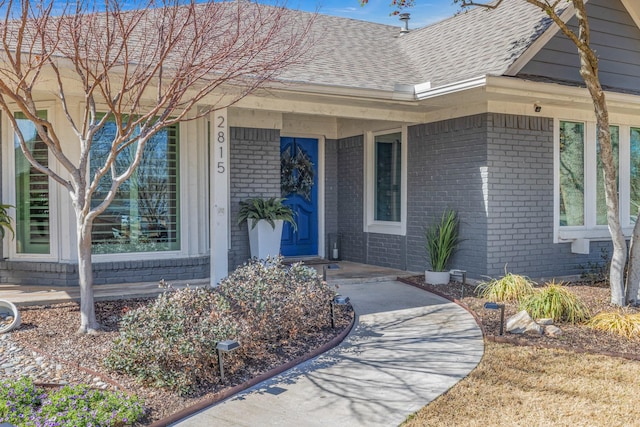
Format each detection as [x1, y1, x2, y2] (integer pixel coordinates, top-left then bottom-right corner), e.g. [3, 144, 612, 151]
[399, 275, 640, 360]
[8, 298, 354, 425]
[7, 276, 640, 424]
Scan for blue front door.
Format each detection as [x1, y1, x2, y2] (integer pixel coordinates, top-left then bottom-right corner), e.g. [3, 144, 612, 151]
[280, 137, 318, 257]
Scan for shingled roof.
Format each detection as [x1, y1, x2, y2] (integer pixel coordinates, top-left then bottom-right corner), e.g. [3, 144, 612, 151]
[399, 0, 558, 88]
[280, 0, 558, 93]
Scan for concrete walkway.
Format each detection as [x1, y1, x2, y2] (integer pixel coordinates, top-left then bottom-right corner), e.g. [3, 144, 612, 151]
[174, 280, 484, 427]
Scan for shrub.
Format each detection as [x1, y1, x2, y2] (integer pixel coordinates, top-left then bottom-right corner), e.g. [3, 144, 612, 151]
[106, 287, 239, 395]
[217, 257, 336, 356]
[0, 377, 144, 427]
[588, 310, 640, 340]
[578, 247, 610, 285]
[425, 208, 460, 272]
[475, 271, 535, 303]
[519, 281, 590, 324]
[107, 258, 337, 395]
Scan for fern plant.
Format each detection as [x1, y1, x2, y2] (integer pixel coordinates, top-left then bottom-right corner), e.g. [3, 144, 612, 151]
[237, 197, 297, 231]
[425, 208, 460, 272]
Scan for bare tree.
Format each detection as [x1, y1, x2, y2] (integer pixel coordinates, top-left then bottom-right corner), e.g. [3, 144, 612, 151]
[451, 0, 632, 306]
[0, 0, 312, 333]
[362, 0, 633, 305]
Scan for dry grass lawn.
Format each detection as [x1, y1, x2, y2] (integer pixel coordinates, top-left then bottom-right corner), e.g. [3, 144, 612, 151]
[404, 341, 640, 427]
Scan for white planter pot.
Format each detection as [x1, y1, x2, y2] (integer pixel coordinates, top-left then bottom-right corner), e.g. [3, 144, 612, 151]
[0, 299, 20, 333]
[424, 270, 451, 285]
[248, 219, 284, 260]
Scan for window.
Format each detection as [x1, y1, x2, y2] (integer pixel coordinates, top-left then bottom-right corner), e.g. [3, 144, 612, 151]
[596, 126, 619, 225]
[365, 129, 407, 235]
[559, 121, 584, 226]
[375, 132, 402, 222]
[631, 128, 640, 223]
[90, 122, 180, 254]
[557, 120, 637, 241]
[14, 111, 50, 254]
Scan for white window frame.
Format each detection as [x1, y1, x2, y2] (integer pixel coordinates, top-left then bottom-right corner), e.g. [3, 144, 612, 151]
[555, 118, 635, 243]
[3, 106, 59, 261]
[364, 127, 407, 236]
[91, 120, 186, 262]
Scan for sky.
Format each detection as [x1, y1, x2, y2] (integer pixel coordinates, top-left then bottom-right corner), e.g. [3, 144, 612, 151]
[285, 0, 462, 28]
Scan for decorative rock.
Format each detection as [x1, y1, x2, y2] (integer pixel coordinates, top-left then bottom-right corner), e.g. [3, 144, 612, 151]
[537, 318, 554, 326]
[506, 310, 543, 336]
[0, 331, 115, 390]
[544, 325, 563, 337]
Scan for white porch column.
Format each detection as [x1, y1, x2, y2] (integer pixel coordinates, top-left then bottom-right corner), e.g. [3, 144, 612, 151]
[210, 108, 230, 286]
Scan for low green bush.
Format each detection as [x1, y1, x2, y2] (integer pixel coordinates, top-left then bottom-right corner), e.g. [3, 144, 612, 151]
[0, 377, 144, 426]
[107, 258, 337, 395]
[519, 281, 590, 324]
[105, 287, 239, 395]
[475, 271, 535, 303]
[588, 310, 640, 340]
[217, 258, 336, 357]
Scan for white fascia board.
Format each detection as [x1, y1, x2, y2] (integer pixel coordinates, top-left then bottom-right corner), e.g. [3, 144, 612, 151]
[414, 76, 487, 100]
[268, 81, 416, 102]
[504, 4, 577, 77]
[621, 0, 640, 29]
[486, 75, 640, 109]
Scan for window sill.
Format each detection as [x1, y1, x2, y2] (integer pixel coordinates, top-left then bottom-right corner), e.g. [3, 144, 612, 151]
[365, 221, 406, 236]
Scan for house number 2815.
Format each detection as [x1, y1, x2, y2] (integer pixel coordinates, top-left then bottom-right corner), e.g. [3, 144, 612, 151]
[216, 115, 226, 174]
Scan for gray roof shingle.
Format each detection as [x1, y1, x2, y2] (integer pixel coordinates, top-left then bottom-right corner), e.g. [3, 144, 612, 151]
[277, 12, 420, 92]
[281, 0, 557, 92]
[399, 0, 556, 88]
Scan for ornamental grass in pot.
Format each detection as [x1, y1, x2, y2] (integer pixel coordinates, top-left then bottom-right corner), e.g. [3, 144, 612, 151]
[425, 208, 460, 285]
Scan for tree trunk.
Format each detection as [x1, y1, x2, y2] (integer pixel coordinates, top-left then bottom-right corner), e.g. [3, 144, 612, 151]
[77, 215, 99, 333]
[577, 39, 627, 305]
[626, 208, 640, 305]
[595, 114, 626, 306]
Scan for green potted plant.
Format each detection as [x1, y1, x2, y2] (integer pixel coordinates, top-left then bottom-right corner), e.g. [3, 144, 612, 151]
[0, 203, 15, 240]
[425, 208, 460, 285]
[237, 197, 296, 259]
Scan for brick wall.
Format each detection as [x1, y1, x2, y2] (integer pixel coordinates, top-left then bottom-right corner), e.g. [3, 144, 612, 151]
[406, 115, 489, 275]
[228, 127, 281, 269]
[337, 135, 365, 263]
[366, 233, 407, 269]
[485, 113, 608, 278]
[324, 139, 339, 259]
[0, 256, 209, 286]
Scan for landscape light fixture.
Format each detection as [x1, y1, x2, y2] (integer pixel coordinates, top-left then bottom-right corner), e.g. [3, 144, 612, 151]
[484, 302, 505, 335]
[331, 295, 350, 328]
[216, 340, 240, 381]
[450, 269, 467, 298]
[322, 264, 340, 281]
